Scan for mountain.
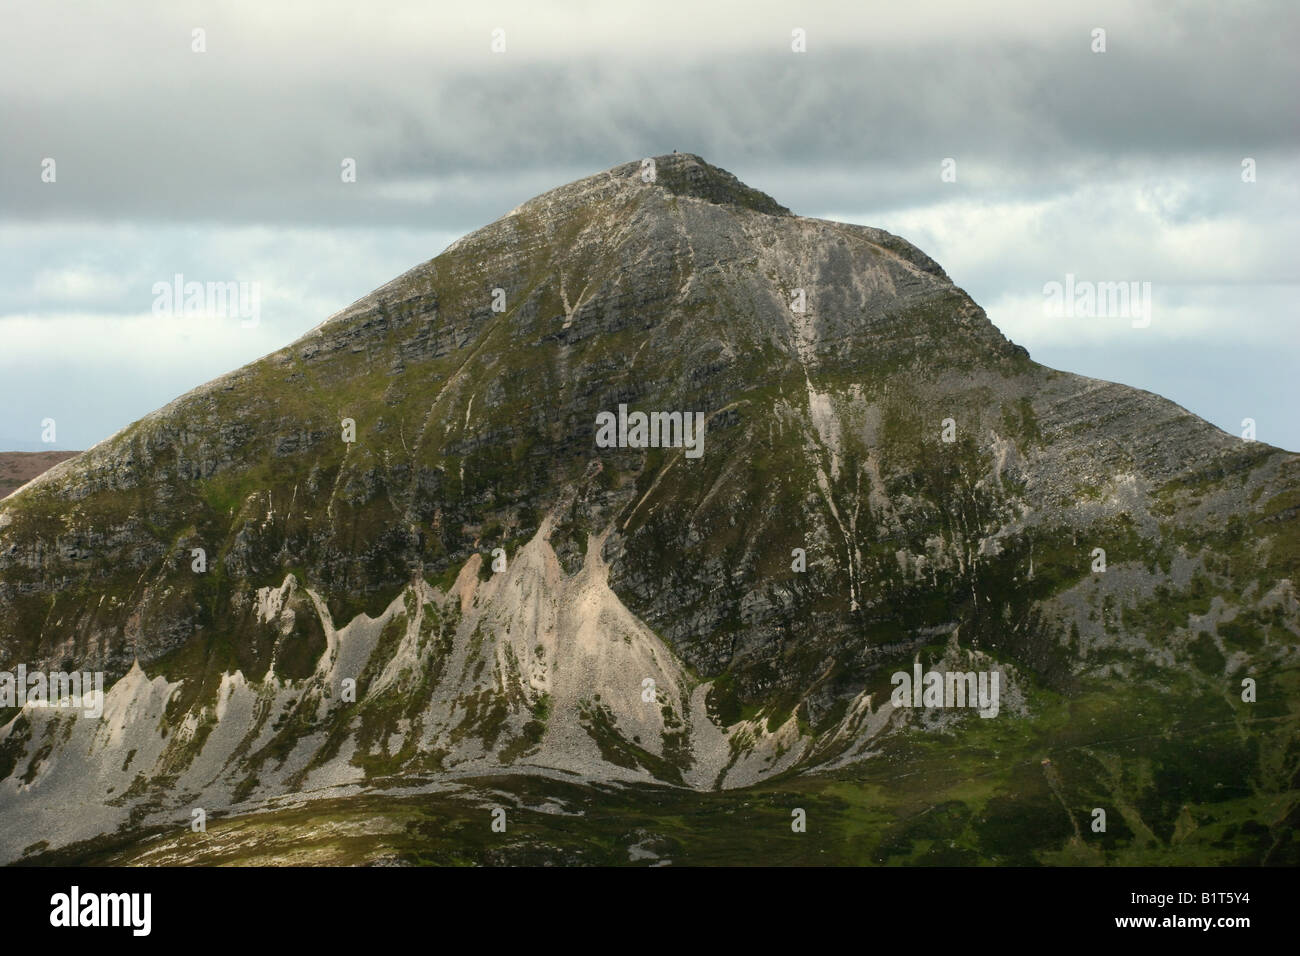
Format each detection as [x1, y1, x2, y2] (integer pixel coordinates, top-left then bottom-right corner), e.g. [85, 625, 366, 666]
[0, 451, 81, 499]
[0, 439, 74, 454]
[1, 154, 1296, 866]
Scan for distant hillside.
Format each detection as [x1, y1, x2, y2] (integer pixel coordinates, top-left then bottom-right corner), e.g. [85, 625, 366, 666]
[0, 450, 80, 498]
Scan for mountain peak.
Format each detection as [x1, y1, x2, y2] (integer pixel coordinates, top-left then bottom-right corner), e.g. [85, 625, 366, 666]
[504, 152, 791, 223]
[639, 152, 792, 216]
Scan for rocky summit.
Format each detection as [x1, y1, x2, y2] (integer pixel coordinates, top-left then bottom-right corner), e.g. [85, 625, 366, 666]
[1, 154, 1296, 866]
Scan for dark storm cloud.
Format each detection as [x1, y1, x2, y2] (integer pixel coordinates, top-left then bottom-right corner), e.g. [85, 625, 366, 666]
[2, 0, 1295, 230]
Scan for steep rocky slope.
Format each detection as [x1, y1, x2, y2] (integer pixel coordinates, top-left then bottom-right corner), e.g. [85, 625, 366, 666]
[1, 154, 1296, 864]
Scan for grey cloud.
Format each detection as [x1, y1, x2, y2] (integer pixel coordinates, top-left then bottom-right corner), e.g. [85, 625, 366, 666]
[2, 3, 1296, 230]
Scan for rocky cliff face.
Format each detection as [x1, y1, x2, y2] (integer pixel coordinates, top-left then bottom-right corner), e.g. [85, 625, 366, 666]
[1, 154, 1296, 864]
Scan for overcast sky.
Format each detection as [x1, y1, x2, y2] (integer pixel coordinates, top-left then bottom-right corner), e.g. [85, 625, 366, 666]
[1, 0, 1296, 451]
